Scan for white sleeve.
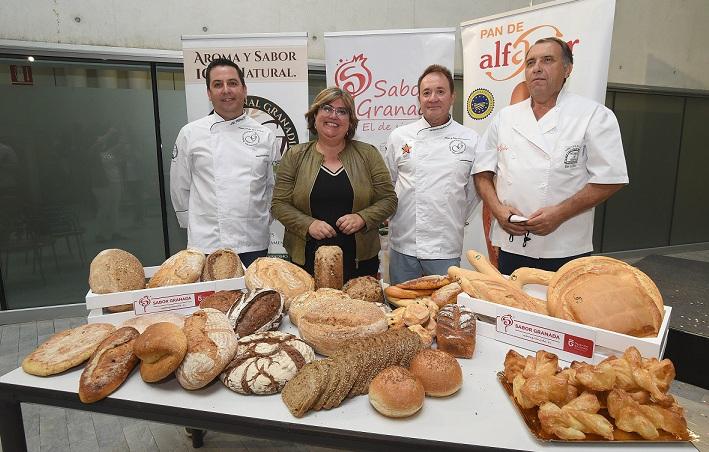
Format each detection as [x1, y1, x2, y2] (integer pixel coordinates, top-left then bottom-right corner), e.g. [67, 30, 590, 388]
[473, 113, 500, 175]
[170, 127, 191, 228]
[585, 106, 629, 184]
[266, 130, 280, 225]
[384, 132, 398, 186]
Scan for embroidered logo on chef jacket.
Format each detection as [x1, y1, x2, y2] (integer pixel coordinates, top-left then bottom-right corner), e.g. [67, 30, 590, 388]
[401, 143, 411, 159]
[243, 130, 260, 146]
[564, 145, 582, 168]
[467, 88, 495, 120]
[449, 139, 466, 154]
[171, 144, 178, 160]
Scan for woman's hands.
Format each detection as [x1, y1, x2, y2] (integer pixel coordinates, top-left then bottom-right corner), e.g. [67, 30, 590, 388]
[336, 214, 365, 235]
[308, 220, 337, 240]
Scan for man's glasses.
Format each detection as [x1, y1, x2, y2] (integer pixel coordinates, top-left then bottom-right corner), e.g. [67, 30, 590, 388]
[320, 104, 349, 118]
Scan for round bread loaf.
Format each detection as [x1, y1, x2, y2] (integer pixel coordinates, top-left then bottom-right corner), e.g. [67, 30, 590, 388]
[226, 289, 284, 338]
[133, 322, 188, 382]
[547, 256, 664, 337]
[202, 249, 244, 281]
[368, 366, 424, 417]
[297, 297, 387, 356]
[147, 249, 205, 288]
[409, 349, 462, 397]
[288, 288, 349, 326]
[120, 312, 186, 334]
[220, 331, 314, 395]
[89, 249, 145, 294]
[244, 257, 314, 310]
[314, 246, 343, 290]
[343, 276, 383, 303]
[199, 290, 244, 313]
[176, 308, 238, 390]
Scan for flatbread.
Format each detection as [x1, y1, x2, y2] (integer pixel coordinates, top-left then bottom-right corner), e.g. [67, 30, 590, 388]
[22, 323, 116, 376]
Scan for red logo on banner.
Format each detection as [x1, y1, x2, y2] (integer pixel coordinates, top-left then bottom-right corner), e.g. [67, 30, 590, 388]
[334, 54, 372, 98]
[10, 65, 33, 85]
[563, 333, 594, 358]
[195, 291, 215, 305]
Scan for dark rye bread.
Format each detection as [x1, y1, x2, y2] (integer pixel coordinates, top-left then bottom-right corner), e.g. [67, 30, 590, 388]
[281, 359, 331, 418]
[199, 290, 243, 313]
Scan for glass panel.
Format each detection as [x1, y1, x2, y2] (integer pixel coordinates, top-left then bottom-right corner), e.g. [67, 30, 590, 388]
[0, 57, 165, 309]
[156, 65, 189, 256]
[671, 97, 709, 244]
[601, 93, 684, 252]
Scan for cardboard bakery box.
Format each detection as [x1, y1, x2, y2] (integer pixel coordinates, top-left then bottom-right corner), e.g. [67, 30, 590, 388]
[458, 289, 672, 364]
[85, 265, 245, 313]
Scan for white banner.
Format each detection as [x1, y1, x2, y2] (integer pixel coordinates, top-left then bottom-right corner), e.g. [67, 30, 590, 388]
[461, 0, 615, 135]
[181, 32, 310, 256]
[324, 28, 456, 153]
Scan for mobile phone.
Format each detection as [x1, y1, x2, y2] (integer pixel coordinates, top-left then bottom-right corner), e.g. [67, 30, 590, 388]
[509, 215, 528, 223]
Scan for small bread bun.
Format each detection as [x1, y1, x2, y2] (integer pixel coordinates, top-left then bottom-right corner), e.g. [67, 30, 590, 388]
[409, 349, 462, 397]
[368, 366, 424, 418]
[133, 322, 188, 382]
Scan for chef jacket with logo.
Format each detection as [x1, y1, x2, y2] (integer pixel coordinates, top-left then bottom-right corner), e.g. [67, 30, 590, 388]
[385, 117, 480, 259]
[473, 90, 629, 259]
[170, 112, 279, 254]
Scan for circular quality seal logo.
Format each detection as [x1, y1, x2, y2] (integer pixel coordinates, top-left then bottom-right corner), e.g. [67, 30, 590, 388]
[245, 95, 299, 156]
[467, 88, 495, 120]
[449, 139, 466, 154]
[243, 130, 260, 146]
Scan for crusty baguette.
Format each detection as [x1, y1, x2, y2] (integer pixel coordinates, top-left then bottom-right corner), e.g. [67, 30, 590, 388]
[466, 250, 505, 280]
[396, 275, 451, 290]
[384, 286, 419, 299]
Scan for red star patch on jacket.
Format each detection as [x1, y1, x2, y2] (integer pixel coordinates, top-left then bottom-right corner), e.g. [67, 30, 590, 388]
[401, 144, 411, 154]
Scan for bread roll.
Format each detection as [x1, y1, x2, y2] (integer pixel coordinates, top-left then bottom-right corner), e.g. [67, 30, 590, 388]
[202, 249, 244, 281]
[409, 349, 462, 397]
[133, 322, 188, 382]
[342, 276, 383, 303]
[368, 366, 424, 418]
[120, 312, 186, 334]
[288, 288, 349, 326]
[89, 249, 145, 294]
[79, 327, 140, 403]
[226, 289, 284, 338]
[430, 282, 462, 308]
[176, 308, 238, 390]
[147, 249, 205, 288]
[436, 304, 476, 359]
[199, 290, 244, 313]
[245, 257, 315, 309]
[297, 298, 388, 356]
[314, 246, 343, 290]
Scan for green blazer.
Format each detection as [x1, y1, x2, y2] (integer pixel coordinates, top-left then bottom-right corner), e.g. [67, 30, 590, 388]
[271, 140, 397, 266]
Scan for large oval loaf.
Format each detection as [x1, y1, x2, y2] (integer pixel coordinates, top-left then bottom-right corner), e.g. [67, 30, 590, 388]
[148, 249, 205, 288]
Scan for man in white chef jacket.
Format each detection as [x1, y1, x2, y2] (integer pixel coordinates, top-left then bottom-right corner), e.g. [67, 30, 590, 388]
[170, 58, 279, 267]
[385, 64, 480, 284]
[473, 37, 628, 275]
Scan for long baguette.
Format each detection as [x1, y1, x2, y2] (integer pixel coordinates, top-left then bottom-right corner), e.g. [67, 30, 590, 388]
[509, 267, 555, 288]
[466, 250, 505, 280]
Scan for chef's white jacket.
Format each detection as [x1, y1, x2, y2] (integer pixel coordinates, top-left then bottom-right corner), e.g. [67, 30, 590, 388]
[170, 112, 279, 254]
[474, 91, 629, 259]
[386, 117, 480, 259]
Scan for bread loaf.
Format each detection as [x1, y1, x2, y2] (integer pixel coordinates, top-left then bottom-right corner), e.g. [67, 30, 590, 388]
[226, 289, 284, 338]
[120, 312, 186, 334]
[220, 331, 314, 395]
[133, 322, 188, 382]
[409, 348, 462, 397]
[245, 257, 315, 309]
[288, 288, 349, 326]
[147, 249, 205, 288]
[396, 275, 451, 290]
[314, 246, 343, 290]
[430, 282, 462, 308]
[89, 249, 145, 294]
[368, 366, 425, 418]
[79, 327, 140, 403]
[176, 308, 238, 390]
[202, 249, 244, 281]
[199, 290, 244, 313]
[436, 304, 476, 359]
[342, 276, 383, 303]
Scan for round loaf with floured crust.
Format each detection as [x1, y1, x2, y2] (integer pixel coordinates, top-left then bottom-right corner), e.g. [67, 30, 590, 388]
[120, 312, 186, 334]
[297, 297, 387, 356]
[133, 322, 188, 382]
[368, 366, 424, 417]
[201, 249, 244, 281]
[409, 349, 462, 397]
[89, 249, 145, 294]
[220, 331, 314, 395]
[147, 249, 205, 288]
[22, 323, 116, 376]
[245, 257, 314, 310]
[343, 276, 383, 303]
[176, 308, 238, 390]
[288, 288, 350, 326]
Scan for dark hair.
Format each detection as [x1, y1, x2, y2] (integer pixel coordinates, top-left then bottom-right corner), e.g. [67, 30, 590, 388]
[205, 58, 245, 88]
[530, 37, 574, 66]
[417, 64, 454, 93]
[305, 87, 358, 141]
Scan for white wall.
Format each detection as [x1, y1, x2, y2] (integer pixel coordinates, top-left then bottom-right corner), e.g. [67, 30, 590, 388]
[1, 0, 708, 90]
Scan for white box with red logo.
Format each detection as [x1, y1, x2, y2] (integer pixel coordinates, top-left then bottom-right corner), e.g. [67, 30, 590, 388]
[457, 285, 672, 364]
[85, 265, 245, 325]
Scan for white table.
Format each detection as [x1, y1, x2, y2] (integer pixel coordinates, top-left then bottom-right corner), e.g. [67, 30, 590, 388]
[0, 320, 696, 452]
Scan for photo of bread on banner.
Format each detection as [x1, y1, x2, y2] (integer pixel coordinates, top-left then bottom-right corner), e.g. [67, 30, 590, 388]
[448, 250, 665, 337]
[501, 346, 689, 441]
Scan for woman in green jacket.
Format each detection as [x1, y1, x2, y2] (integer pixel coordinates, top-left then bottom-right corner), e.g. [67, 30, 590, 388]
[271, 87, 397, 281]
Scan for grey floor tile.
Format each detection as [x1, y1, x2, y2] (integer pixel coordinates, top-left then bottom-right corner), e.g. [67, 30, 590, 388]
[26, 434, 40, 452]
[22, 403, 41, 438]
[92, 413, 129, 450]
[98, 446, 130, 452]
[36, 320, 54, 337]
[146, 422, 191, 452]
[38, 406, 69, 451]
[122, 421, 159, 452]
[67, 410, 98, 447]
[52, 318, 72, 333]
[1, 324, 20, 346]
[70, 439, 102, 452]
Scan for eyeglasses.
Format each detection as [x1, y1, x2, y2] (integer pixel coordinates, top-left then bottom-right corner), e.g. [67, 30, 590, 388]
[320, 104, 349, 118]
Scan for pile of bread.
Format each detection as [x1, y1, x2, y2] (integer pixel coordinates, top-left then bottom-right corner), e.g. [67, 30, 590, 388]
[502, 347, 689, 441]
[89, 248, 245, 312]
[448, 250, 665, 337]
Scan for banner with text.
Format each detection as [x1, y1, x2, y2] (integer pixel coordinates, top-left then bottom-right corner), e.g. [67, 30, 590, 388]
[181, 33, 309, 256]
[324, 28, 455, 153]
[461, 0, 615, 135]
